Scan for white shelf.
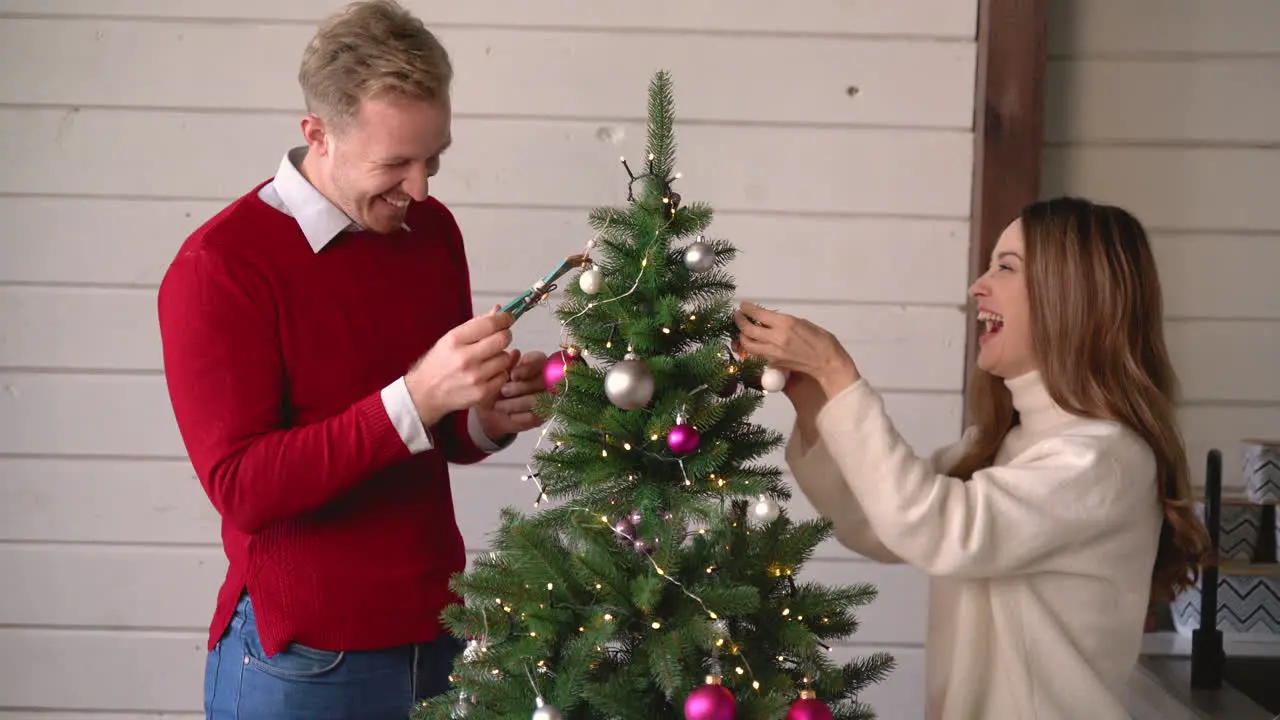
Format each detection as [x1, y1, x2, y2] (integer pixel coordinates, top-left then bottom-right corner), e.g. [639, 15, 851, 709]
[1142, 631, 1280, 658]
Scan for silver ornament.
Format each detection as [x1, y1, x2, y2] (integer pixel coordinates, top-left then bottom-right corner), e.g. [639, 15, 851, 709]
[604, 354, 655, 410]
[531, 697, 563, 720]
[613, 517, 636, 543]
[683, 239, 717, 273]
[751, 494, 780, 524]
[761, 366, 790, 393]
[452, 690, 474, 718]
[578, 266, 603, 295]
[462, 638, 485, 662]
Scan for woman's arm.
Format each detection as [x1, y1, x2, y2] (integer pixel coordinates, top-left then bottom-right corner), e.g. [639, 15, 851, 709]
[784, 373, 968, 564]
[814, 378, 1155, 578]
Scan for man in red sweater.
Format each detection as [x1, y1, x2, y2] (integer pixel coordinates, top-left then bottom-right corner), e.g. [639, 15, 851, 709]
[156, 2, 548, 717]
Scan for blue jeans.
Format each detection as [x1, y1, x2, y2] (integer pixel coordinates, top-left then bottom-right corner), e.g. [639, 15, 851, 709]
[203, 593, 463, 719]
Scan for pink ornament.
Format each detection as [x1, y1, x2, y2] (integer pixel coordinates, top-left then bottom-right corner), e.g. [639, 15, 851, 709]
[667, 422, 700, 455]
[785, 692, 834, 720]
[542, 349, 581, 393]
[684, 677, 736, 720]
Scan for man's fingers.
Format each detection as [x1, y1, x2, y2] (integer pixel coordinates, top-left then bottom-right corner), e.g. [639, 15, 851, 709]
[476, 351, 515, 380]
[493, 394, 537, 415]
[516, 350, 548, 366]
[451, 310, 515, 345]
[465, 327, 514, 358]
[510, 353, 547, 382]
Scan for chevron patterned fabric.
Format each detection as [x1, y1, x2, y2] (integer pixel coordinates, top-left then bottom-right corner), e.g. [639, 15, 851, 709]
[1171, 575, 1280, 636]
[1196, 501, 1262, 561]
[1243, 441, 1280, 504]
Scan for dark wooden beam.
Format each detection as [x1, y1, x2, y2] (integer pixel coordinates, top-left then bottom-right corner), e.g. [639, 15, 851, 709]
[963, 0, 1049, 422]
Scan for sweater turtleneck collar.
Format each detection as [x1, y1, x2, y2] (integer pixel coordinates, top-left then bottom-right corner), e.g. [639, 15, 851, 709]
[1004, 370, 1077, 435]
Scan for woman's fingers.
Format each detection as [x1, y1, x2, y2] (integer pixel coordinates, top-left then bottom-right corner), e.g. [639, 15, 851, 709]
[738, 301, 784, 328]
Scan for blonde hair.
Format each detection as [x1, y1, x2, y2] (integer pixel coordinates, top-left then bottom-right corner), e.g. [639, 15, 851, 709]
[299, 0, 452, 131]
[951, 196, 1210, 606]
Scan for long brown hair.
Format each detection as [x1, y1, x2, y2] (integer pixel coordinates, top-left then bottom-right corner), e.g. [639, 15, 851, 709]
[950, 196, 1209, 605]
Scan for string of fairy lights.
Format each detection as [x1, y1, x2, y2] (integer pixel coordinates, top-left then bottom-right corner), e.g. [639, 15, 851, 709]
[450, 153, 836, 718]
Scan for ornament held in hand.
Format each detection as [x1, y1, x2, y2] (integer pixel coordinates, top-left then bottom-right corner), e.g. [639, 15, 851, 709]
[667, 417, 701, 455]
[684, 237, 717, 274]
[785, 690, 834, 720]
[684, 675, 737, 720]
[578, 265, 603, 295]
[543, 348, 582, 393]
[605, 353, 655, 410]
[761, 366, 790, 393]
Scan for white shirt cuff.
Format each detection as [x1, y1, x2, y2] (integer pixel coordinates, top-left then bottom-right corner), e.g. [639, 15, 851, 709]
[381, 376, 433, 454]
[467, 409, 509, 453]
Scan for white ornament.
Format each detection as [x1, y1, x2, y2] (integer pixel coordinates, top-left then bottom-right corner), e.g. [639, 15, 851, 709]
[751, 495, 780, 524]
[578, 266, 603, 295]
[604, 353, 656, 410]
[531, 697, 564, 720]
[452, 690, 475, 718]
[683, 238, 717, 273]
[761, 366, 790, 393]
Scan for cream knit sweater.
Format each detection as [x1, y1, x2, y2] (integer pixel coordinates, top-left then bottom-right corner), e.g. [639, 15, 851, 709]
[786, 370, 1162, 719]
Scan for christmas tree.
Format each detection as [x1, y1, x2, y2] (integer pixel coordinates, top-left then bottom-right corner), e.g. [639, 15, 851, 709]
[414, 70, 893, 720]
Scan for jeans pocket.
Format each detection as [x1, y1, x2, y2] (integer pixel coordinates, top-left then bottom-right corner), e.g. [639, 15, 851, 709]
[203, 641, 221, 716]
[245, 641, 345, 681]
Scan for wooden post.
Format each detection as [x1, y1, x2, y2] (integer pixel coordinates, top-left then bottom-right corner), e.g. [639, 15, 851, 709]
[963, 0, 1049, 423]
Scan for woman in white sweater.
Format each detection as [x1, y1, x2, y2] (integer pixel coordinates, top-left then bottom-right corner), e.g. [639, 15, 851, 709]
[733, 197, 1210, 719]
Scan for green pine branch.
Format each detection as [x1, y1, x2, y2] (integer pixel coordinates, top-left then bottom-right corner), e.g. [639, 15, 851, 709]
[413, 69, 892, 720]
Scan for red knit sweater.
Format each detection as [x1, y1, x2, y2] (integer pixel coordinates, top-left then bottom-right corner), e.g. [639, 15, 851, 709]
[158, 182, 488, 656]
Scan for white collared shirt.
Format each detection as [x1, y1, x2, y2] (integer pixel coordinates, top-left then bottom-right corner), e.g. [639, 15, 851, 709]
[258, 146, 503, 455]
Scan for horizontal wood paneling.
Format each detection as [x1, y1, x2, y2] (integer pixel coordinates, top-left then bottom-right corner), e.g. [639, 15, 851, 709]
[0, 445, 941, 562]
[0, 108, 974, 218]
[0, 19, 976, 129]
[0, 544, 928, 646]
[0, 4, 973, 715]
[0, 286, 967, 391]
[1046, 0, 1280, 56]
[0, 198, 973, 304]
[9, 286, 1278, 402]
[1151, 233, 1280, 320]
[1162, 320, 1280, 403]
[1045, 0, 1280, 541]
[1044, 58, 1280, 144]
[0, 0, 978, 38]
[0, 626, 924, 717]
[1041, 146, 1279, 231]
[1181, 405, 1280, 490]
[0, 707, 199, 712]
[0, 628, 208, 712]
[0, 459, 218, 545]
[0, 370, 963, 471]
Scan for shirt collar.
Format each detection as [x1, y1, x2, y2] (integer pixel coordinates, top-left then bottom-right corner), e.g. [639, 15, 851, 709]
[271, 146, 410, 253]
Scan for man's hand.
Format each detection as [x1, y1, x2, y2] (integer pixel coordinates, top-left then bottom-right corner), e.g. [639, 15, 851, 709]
[405, 307, 515, 428]
[476, 349, 549, 440]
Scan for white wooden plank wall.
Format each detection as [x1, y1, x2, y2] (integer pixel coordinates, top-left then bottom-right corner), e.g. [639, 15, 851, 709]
[0, 2, 979, 717]
[1042, 0, 1280, 492]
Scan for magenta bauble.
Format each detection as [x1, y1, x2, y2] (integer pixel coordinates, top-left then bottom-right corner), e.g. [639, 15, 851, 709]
[785, 697, 834, 720]
[683, 681, 736, 720]
[667, 423, 700, 455]
[542, 349, 580, 393]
